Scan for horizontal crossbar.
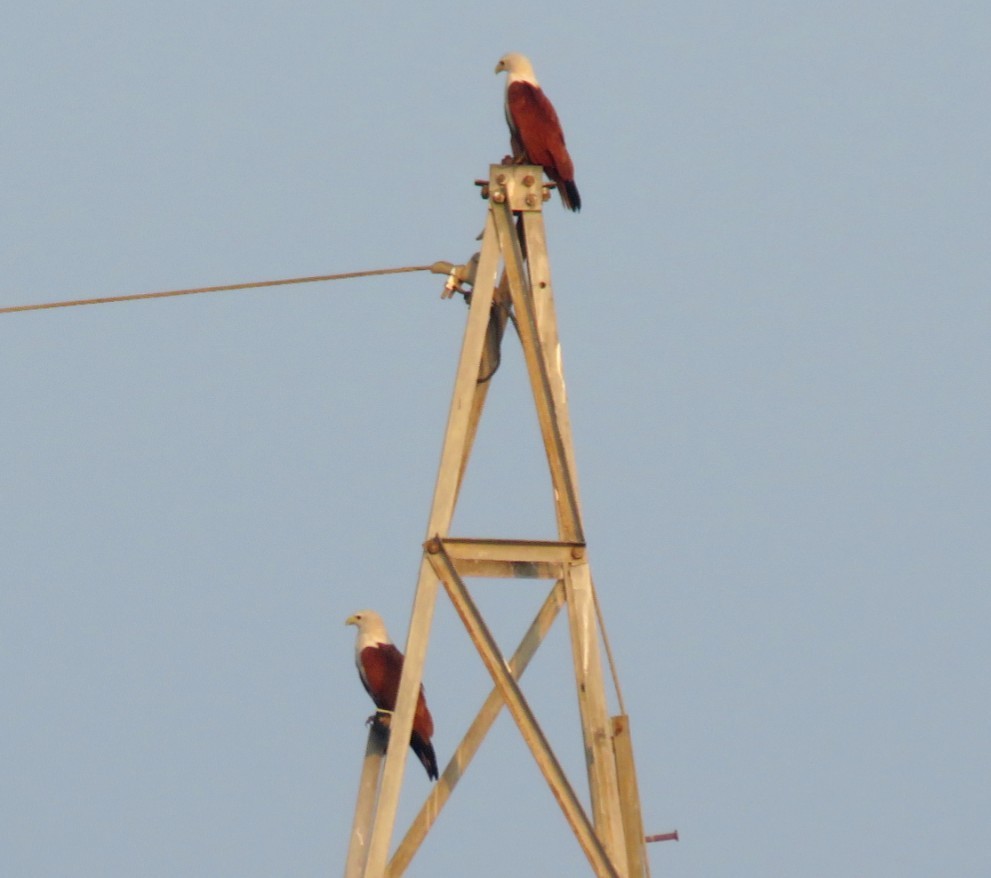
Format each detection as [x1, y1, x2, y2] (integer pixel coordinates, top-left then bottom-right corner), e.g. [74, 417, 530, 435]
[424, 536, 585, 579]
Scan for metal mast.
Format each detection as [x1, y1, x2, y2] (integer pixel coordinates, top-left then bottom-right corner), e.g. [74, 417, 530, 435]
[346, 165, 650, 878]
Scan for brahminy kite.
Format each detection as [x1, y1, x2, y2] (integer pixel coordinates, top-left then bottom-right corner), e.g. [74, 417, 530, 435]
[495, 52, 581, 212]
[345, 609, 438, 781]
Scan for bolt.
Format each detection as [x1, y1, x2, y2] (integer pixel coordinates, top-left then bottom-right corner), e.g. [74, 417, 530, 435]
[495, 173, 506, 184]
[523, 174, 535, 187]
[426, 538, 441, 554]
[542, 189, 551, 202]
[492, 191, 506, 203]
[525, 194, 538, 207]
[480, 185, 490, 199]
[571, 545, 585, 560]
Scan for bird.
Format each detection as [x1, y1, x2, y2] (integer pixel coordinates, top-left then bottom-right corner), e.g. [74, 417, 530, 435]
[345, 609, 439, 781]
[494, 52, 581, 212]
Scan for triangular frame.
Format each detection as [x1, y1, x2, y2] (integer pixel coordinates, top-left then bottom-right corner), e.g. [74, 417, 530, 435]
[345, 166, 648, 878]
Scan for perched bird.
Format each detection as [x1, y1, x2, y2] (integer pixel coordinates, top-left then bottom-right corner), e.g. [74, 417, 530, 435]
[345, 610, 438, 781]
[494, 52, 581, 212]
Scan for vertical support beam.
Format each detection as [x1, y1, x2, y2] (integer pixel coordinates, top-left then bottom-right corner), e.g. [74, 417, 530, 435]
[612, 715, 648, 878]
[345, 724, 388, 878]
[427, 211, 503, 532]
[361, 212, 503, 878]
[520, 209, 583, 517]
[360, 557, 437, 878]
[565, 560, 629, 877]
[490, 193, 583, 543]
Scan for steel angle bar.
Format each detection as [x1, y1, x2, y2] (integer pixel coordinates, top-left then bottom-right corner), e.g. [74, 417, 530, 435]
[345, 723, 389, 878]
[564, 561, 629, 875]
[437, 537, 583, 580]
[362, 556, 441, 877]
[520, 209, 583, 511]
[364, 211, 504, 876]
[427, 209, 503, 536]
[490, 198, 583, 543]
[611, 715, 649, 878]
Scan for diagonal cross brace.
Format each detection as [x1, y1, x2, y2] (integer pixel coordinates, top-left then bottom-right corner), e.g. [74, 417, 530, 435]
[386, 578, 566, 877]
[426, 539, 620, 878]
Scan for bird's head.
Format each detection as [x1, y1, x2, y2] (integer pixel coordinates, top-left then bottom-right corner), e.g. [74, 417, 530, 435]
[346, 609, 391, 644]
[495, 52, 538, 85]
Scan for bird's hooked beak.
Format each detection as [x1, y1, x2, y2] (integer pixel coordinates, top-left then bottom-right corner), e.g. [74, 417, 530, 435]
[345, 614, 358, 627]
[494, 59, 506, 74]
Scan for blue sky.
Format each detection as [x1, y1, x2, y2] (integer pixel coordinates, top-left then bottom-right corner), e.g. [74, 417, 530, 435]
[2, 3, 989, 876]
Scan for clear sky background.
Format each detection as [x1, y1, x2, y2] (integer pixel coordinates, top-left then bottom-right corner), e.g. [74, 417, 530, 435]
[2, 3, 989, 876]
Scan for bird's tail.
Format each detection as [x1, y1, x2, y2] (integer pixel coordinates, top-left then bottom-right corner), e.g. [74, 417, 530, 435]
[411, 732, 439, 781]
[560, 179, 581, 212]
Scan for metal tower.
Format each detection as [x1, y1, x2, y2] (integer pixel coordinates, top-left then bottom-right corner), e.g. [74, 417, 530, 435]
[345, 165, 651, 878]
